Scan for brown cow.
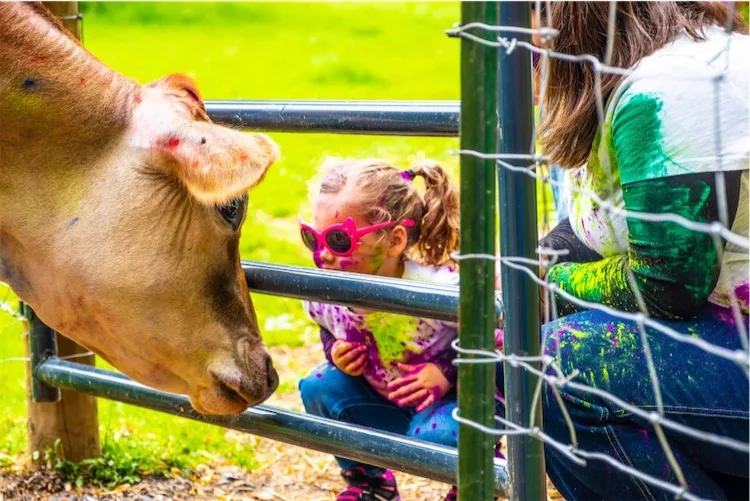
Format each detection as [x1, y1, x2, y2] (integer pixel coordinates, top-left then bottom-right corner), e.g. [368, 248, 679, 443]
[0, 3, 279, 414]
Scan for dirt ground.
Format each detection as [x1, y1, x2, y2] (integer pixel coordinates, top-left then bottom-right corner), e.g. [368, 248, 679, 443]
[0, 344, 563, 501]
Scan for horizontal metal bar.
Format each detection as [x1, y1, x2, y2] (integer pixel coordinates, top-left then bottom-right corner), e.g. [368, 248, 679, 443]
[242, 261, 504, 323]
[36, 358, 509, 496]
[205, 100, 459, 136]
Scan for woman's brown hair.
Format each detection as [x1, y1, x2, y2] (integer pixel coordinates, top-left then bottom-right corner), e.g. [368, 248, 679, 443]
[541, 1, 746, 169]
[313, 158, 460, 267]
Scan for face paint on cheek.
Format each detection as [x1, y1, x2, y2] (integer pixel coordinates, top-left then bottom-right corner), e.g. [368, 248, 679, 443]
[370, 244, 385, 272]
[313, 249, 324, 268]
[339, 258, 358, 269]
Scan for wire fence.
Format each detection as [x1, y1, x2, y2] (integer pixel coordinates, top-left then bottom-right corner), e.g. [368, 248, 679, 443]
[450, 1, 748, 500]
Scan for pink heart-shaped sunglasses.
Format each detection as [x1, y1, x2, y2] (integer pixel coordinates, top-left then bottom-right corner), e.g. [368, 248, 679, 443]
[299, 217, 414, 257]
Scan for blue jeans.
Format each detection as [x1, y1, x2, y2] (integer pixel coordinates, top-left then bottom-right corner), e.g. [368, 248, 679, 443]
[541, 306, 749, 500]
[299, 362, 458, 476]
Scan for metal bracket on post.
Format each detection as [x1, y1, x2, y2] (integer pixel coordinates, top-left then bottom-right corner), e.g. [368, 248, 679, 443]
[25, 303, 61, 403]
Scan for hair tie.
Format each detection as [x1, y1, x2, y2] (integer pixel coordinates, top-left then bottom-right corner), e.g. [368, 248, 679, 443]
[400, 169, 416, 182]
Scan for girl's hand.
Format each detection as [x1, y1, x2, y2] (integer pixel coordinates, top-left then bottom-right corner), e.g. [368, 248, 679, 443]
[331, 340, 368, 376]
[386, 363, 452, 412]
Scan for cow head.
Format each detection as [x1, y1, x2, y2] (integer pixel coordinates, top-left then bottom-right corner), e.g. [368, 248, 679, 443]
[0, 3, 279, 414]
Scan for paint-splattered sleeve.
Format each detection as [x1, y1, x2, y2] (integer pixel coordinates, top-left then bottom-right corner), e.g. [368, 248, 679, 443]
[548, 173, 730, 318]
[549, 98, 742, 323]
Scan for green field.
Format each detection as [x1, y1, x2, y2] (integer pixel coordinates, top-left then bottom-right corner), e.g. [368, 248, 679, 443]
[0, 1, 467, 482]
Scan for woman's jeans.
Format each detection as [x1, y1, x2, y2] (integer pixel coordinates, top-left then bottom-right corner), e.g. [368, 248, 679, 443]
[540, 306, 749, 500]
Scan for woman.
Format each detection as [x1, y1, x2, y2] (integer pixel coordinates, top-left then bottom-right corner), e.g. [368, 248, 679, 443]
[536, 3, 749, 500]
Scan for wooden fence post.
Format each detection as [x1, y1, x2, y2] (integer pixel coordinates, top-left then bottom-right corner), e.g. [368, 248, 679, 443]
[25, 1, 101, 464]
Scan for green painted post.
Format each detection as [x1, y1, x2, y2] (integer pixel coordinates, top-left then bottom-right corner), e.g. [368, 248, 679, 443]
[497, 2, 547, 501]
[457, 2, 499, 501]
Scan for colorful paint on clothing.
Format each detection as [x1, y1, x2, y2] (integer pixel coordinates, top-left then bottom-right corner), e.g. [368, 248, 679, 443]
[557, 27, 748, 317]
[304, 259, 458, 396]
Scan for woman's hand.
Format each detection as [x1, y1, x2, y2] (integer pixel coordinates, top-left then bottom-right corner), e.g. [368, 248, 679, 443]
[386, 363, 452, 412]
[331, 340, 368, 376]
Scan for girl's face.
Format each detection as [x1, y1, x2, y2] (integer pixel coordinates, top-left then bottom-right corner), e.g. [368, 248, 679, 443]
[308, 192, 407, 277]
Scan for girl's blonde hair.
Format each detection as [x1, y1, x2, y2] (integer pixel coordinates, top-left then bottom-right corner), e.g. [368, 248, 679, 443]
[311, 158, 460, 267]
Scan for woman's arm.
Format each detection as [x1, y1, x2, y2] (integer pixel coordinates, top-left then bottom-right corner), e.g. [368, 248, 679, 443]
[548, 171, 741, 319]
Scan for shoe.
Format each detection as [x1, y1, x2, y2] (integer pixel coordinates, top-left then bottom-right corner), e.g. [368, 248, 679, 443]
[444, 485, 458, 501]
[337, 467, 401, 501]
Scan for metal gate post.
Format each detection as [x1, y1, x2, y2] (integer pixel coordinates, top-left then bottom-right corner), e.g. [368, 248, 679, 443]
[457, 2, 499, 500]
[497, 2, 546, 500]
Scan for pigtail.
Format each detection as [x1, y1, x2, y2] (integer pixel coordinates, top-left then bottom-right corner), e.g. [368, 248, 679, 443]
[411, 161, 460, 266]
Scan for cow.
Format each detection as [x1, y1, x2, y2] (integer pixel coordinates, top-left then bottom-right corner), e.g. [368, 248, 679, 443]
[0, 2, 280, 414]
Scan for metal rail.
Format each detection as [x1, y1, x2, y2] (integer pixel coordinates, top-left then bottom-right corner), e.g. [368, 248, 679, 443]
[35, 358, 510, 496]
[205, 100, 459, 136]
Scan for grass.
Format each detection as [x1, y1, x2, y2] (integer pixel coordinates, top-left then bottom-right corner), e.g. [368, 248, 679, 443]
[0, 1, 464, 483]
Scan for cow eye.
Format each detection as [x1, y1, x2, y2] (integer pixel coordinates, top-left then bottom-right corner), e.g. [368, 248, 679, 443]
[217, 195, 247, 230]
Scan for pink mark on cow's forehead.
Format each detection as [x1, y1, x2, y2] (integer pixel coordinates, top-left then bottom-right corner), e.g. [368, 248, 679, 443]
[166, 137, 180, 149]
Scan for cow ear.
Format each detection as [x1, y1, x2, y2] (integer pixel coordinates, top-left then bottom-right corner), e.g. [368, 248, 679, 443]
[153, 123, 279, 205]
[146, 73, 209, 121]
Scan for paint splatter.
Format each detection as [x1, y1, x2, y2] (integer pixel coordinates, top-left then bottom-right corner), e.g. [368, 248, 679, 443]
[429, 385, 442, 403]
[340, 258, 357, 270]
[734, 283, 749, 306]
[313, 249, 324, 268]
[303, 260, 461, 399]
[166, 137, 180, 149]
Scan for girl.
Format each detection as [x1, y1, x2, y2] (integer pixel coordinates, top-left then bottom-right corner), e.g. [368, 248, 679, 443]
[298, 158, 462, 501]
[533, 2, 748, 500]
